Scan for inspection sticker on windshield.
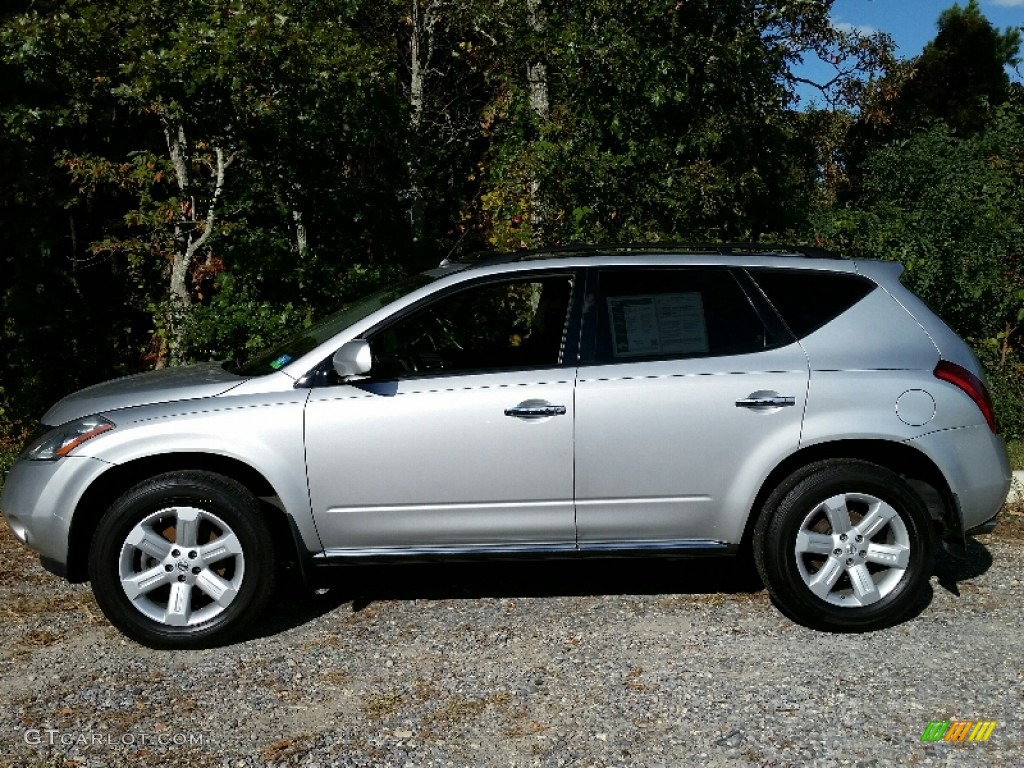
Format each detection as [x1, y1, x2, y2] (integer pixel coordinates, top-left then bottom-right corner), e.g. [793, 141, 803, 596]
[269, 354, 293, 370]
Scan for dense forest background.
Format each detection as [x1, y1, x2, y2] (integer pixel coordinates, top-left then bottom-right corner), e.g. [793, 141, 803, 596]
[1, 0, 1022, 462]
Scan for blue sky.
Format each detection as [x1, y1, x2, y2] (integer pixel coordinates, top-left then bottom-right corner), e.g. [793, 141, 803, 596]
[795, 0, 1024, 105]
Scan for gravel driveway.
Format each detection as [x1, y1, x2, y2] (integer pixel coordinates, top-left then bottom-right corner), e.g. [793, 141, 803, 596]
[2, 511, 1022, 768]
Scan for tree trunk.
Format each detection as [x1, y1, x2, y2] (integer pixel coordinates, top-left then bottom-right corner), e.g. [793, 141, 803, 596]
[526, 0, 549, 237]
[526, 0, 549, 121]
[292, 198, 308, 295]
[158, 119, 232, 368]
[407, 0, 437, 245]
[292, 207, 308, 260]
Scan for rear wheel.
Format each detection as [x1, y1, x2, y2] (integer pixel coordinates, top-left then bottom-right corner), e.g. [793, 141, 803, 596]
[88, 471, 275, 649]
[754, 461, 934, 631]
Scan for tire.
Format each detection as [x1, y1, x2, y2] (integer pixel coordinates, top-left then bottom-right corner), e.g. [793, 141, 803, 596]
[754, 460, 934, 632]
[88, 471, 276, 649]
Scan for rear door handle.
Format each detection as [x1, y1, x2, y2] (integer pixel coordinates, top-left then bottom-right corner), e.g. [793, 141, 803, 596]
[505, 404, 567, 419]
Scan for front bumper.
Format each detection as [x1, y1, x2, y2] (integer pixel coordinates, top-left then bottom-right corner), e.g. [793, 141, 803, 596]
[0, 455, 113, 573]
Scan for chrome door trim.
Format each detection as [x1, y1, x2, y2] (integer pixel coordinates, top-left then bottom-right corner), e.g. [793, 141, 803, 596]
[315, 542, 578, 559]
[577, 539, 729, 552]
[313, 539, 731, 560]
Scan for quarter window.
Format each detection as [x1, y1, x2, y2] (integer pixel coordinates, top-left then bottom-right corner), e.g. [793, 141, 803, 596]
[594, 268, 778, 362]
[747, 268, 874, 339]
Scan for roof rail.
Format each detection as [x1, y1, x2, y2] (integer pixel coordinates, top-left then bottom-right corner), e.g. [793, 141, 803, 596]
[516, 242, 847, 259]
[440, 242, 846, 267]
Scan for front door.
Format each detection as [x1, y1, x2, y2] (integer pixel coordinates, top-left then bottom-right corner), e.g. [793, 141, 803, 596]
[304, 273, 579, 556]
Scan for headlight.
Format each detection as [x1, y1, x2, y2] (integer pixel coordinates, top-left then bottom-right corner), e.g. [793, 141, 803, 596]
[24, 416, 115, 461]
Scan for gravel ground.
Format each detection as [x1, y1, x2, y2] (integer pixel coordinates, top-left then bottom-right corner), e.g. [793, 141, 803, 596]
[2, 511, 1023, 768]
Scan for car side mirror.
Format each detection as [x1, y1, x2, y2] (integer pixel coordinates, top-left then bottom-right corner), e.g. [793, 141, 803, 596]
[332, 340, 372, 379]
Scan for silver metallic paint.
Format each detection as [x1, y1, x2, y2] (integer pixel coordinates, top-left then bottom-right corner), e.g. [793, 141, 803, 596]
[0, 253, 1011, 581]
[575, 343, 810, 546]
[305, 372, 575, 549]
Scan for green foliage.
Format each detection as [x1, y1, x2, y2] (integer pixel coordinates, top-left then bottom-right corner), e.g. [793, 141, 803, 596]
[0, 389, 35, 484]
[478, 0, 838, 246]
[818, 100, 1024, 343]
[976, 345, 1024, 443]
[0, 0, 412, 418]
[1005, 439, 1024, 471]
[841, 0, 1021, 199]
[183, 273, 311, 364]
[899, 0, 1021, 135]
[1, 0, 1022, 457]
[815, 88, 1024, 436]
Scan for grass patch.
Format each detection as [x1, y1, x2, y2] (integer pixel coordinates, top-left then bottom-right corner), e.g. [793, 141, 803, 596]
[363, 690, 404, 720]
[260, 737, 312, 763]
[1006, 439, 1024, 471]
[997, 502, 1024, 541]
[20, 629, 64, 648]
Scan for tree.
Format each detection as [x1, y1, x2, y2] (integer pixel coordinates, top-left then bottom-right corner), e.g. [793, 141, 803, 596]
[815, 91, 1024, 434]
[2, 0, 412, 370]
[387, 0, 513, 259]
[897, 0, 1021, 135]
[0, 0, 910, 438]
[479, 0, 859, 246]
[840, 1, 1022, 200]
[0, 0, 148, 416]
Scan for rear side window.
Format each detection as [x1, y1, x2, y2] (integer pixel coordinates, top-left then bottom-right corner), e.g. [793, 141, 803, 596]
[594, 268, 785, 362]
[748, 269, 875, 339]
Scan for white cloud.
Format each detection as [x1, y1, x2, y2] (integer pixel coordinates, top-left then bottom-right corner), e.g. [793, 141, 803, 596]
[988, 0, 1024, 6]
[833, 21, 880, 36]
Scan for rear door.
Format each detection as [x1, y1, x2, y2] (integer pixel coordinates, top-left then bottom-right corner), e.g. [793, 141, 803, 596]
[573, 266, 809, 549]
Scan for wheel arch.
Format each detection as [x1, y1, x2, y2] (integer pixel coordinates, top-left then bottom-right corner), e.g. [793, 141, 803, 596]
[741, 439, 953, 553]
[67, 453, 302, 583]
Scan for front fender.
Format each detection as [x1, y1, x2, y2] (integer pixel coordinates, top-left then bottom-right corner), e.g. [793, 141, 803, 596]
[75, 391, 321, 554]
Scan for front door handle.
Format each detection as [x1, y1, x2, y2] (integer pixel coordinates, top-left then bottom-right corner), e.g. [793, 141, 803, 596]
[736, 393, 796, 408]
[505, 404, 567, 419]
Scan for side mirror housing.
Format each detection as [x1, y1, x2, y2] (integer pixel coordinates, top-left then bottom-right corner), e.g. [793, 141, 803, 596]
[332, 340, 372, 379]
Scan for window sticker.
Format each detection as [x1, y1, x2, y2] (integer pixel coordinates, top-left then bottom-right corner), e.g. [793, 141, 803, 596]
[607, 293, 709, 358]
[269, 354, 293, 370]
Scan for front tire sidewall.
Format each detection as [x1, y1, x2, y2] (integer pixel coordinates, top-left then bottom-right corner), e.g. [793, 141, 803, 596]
[88, 473, 274, 649]
[759, 465, 933, 632]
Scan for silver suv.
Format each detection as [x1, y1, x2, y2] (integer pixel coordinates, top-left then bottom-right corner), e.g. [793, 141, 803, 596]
[1, 246, 1010, 648]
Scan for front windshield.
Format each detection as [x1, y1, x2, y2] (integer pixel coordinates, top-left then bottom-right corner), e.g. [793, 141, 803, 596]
[232, 273, 437, 376]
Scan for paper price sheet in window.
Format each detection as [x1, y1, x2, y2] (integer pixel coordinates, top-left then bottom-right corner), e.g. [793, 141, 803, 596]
[607, 292, 709, 358]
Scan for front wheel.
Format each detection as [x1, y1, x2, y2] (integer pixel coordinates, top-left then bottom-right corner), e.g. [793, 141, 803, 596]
[88, 471, 275, 649]
[754, 461, 934, 632]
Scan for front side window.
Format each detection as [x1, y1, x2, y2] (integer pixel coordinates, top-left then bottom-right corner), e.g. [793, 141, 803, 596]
[594, 268, 780, 363]
[368, 276, 573, 377]
[233, 273, 437, 376]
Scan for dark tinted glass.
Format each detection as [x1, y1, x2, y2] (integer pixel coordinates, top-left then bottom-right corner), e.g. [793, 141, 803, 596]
[233, 273, 436, 375]
[369, 276, 573, 376]
[595, 268, 774, 362]
[748, 269, 875, 339]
